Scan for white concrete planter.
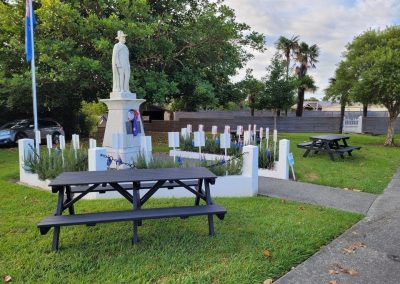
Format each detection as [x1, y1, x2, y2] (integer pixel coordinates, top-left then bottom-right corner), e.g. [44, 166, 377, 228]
[19, 171, 52, 191]
[258, 167, 286, 179]
[19, 169, 100, 199]
[19, 172, 255, 198]
[90, 174, 256, 199]
[258, 139, 290, 180]
[19, 139, 259, 199]
[169, 149, 229, 161]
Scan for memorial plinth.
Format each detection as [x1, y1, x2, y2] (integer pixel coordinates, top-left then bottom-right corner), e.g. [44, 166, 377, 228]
[101, 91, 146, 167]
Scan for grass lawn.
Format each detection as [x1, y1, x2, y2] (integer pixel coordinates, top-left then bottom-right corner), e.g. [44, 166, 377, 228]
[0, 147, 362, 283]
[152, 132, 400, 194]
[281, 133, 400, 194]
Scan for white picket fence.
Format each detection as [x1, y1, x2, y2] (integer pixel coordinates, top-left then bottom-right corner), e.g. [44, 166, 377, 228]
[343, 116, 362, 133]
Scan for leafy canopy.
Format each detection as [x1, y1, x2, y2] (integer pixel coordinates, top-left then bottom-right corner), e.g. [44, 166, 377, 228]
[331, 26, 400, 145]
[258, 54, 297, 112]
[0, 0, 264, 131]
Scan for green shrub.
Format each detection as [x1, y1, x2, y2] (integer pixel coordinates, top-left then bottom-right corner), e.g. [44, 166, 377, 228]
[80, 101, 107, 137]
[24, 148, 88, 180]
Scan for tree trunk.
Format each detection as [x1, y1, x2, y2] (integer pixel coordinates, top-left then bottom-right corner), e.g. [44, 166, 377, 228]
[384, 114, 398, 146]
[339, 100, 345, 133]
[296, 88, 305, 117]
[276, 109, 281, 117]
[363, 104, 368, 117]
[251, 107, 254, 117]
[285, 109, 288, 116]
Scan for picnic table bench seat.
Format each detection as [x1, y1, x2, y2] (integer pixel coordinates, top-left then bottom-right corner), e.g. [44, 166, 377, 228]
[335, 146, 361, 153]
[38, 204, 227, 235]
[297, 142, 313, 148]
[335, 146, 361, 157]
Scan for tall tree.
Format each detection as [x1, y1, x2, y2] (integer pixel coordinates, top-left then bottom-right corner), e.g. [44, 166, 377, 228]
[344, 29, 380, 118]
[276, 35, 299, 80]
[333, 26, 400, 146]
[294, 42, 319, 116]
[236, 69, 264, 116]
[258, 54, 297, 120]
[324, 61, 353, 133]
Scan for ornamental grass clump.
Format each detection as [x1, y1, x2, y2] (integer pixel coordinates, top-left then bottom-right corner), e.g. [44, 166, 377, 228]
[134, 152, 243, 176]
[258, 139, 277, 169]
[24, 147, 88, 180]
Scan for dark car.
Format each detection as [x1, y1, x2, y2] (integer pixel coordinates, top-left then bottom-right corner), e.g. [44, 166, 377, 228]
[0, 118, 65, 146]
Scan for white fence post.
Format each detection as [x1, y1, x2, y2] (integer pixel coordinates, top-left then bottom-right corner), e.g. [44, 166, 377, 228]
[89, 138, 97, 149]
[357, 116, 363, 133]
[140, 136, 153, 164]
[277, 139, 290, 180]
[88, 147, 108, 171]
[18, 138, 35, 181]
[242, 145, 259, 196]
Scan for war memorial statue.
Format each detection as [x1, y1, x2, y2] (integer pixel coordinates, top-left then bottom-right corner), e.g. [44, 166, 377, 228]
[112, 30, 130, 93]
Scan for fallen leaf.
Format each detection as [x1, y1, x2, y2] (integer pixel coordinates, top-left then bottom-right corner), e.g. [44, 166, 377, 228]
[342, 242, 366, 254]
[351, 189, 361, 192]
[332, 263, 358, 277]
[4, 275, 12, 282]
[298, 205, 305, 210]
[329, 270, 339, 275]
[346, 268, 358, 276]
[263, 249, 271, 257]
[281, 199, 287, 204]
[329, 281, 337, 284]
[263, 279, 273, 284]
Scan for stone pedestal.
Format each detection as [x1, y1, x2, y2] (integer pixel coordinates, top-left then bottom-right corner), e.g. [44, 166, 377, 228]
[100, 92, 146, 167]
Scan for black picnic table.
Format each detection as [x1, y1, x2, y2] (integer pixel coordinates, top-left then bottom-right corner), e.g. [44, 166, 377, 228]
[297, 135, 361, 161]
[37, 167, 227, 251]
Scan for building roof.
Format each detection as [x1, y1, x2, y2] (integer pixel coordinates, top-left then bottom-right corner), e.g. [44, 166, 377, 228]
[322, 103, 388, 112]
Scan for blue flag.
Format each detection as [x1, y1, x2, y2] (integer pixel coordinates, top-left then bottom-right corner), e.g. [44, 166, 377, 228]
[25, 0, 37, 62]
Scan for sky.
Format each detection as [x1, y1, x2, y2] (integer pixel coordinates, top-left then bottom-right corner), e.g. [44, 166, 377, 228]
[224, 0, 400, 100]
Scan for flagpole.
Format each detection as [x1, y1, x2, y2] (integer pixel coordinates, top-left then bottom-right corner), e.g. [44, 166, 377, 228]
[28, 0, 39, 152]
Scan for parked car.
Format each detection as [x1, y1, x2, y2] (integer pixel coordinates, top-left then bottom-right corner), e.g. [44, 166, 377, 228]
[0, 118, 65, 146]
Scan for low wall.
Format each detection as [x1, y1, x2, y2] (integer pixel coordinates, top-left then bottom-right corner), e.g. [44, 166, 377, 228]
[173, 110, 391, 120]
[19, 139, 260, 198]
[362, 117, 400, 135]
[142, 117, 342, 133]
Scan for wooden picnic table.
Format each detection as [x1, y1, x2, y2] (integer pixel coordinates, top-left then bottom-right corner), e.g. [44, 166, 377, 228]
[37, 167, 227, 251]
[297, 135, 361, 161]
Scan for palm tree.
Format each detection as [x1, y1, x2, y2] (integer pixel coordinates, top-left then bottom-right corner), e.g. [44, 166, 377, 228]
[276, 35, 299, 80]
[294, 42, 319, 117]
[276, 35, 299, 116]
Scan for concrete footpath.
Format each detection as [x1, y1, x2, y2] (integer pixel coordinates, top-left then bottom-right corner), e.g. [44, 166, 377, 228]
[258, 177, 376, 214]
[259, 171, 400, 283]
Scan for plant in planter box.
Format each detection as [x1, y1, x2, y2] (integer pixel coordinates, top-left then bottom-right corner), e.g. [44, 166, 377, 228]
[258, 139, 278, 169]
[24, 147, 88, 180]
